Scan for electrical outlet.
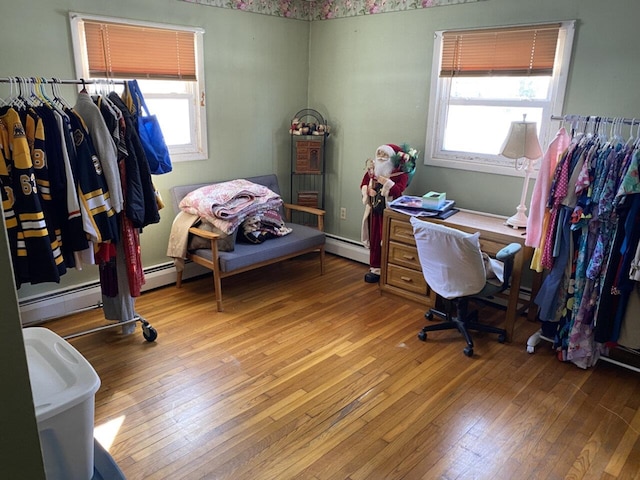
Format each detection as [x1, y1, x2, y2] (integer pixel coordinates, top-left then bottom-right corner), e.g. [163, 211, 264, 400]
[340, 207, 347, 220]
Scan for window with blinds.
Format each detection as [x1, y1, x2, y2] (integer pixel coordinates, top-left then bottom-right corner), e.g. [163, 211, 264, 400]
[440, 24, 561, 77]
[70, 13, 208, 162]
[425, 21, 575, 175]
[83, 21, 197, 80]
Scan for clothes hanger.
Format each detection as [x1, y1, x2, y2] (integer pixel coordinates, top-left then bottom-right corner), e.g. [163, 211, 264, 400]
[35, 78, 52, 106]
[0, 77, 10, 107]
[51, 78, 72, 109]
[615, 117, 625, 146]
[6, 77, 19, 107]
[626, 118, 636, 147]
[10, 77, 27, 110]
[23, 77, 41, 107]
[633, 119, 640, 149]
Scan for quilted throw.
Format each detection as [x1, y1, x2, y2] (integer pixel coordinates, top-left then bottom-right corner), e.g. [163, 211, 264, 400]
[179, 179, 283, 234]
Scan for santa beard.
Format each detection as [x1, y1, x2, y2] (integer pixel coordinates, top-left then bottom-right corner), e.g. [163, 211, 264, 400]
[374, 156, 394, 178]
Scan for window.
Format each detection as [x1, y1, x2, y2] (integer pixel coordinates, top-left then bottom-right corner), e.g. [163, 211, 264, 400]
[70, 13, 207, 162]
[425, 21, 575, 175]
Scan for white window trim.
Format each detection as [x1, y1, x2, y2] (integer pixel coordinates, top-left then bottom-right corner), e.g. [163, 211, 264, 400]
[69, 12, 208, 163]
[424, 20, 576, 178]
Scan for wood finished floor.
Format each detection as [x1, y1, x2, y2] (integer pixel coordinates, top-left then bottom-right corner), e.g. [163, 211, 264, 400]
[41, 253, 640, 480]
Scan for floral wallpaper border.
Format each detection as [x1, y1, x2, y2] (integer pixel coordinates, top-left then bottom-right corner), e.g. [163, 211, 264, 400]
[179, 0, 484, 21]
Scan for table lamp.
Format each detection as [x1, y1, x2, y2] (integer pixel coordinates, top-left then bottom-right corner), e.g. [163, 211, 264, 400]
[500, 115, 543, 229]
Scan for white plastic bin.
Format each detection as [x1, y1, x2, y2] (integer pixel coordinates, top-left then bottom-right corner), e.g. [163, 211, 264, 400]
[23, 327, 101, 480]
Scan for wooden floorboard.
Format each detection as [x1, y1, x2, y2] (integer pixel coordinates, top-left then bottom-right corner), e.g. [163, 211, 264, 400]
[38, 253, 640, 480]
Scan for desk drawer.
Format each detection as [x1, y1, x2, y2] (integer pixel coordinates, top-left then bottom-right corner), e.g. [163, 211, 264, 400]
[389, 218, 416, 245]
[386, 264, 428, 295]
[388, 241, 421, 270]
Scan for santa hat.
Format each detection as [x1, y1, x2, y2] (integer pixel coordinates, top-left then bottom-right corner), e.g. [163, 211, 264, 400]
[377, 144, 401, 158]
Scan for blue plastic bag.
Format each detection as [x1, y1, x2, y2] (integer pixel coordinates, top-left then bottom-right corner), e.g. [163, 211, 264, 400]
[127, 80, 173, 175]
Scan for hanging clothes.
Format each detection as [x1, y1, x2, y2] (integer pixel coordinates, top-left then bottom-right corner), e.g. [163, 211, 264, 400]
[531, 117, 640, 368]
[74, 91, 124, 214]
[1, 78, 162, 326]
[0, 106, 60, 286]
[526, 126, 570, 258]
[106, 92, 160, 229]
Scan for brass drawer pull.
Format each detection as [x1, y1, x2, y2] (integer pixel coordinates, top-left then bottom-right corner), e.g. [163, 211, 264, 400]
[402, 254, 416, 261]
[400, 276, 413, 282]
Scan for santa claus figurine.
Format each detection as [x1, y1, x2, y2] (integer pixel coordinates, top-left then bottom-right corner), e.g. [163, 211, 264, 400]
[360, 143, 414, 283]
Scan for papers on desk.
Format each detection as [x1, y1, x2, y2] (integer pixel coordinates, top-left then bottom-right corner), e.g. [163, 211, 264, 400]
[389, 196, 459, 219]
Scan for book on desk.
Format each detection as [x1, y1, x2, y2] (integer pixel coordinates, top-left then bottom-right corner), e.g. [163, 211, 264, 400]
[389, 195, 459, 219]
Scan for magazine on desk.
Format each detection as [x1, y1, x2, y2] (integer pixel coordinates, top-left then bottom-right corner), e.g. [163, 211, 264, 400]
[388, 196, 459, 219]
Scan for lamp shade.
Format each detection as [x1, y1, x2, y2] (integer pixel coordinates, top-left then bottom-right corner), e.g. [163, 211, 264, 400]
[501, 120, 543, 160]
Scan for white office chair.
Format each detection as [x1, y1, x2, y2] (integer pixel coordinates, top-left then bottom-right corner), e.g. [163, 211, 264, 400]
[410, 217, 522, 357]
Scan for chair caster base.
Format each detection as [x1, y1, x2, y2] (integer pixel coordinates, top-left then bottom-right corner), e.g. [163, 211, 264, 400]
[364, 272, 380, 283]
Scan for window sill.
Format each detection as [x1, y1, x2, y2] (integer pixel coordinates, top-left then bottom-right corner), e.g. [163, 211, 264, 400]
[425, 155, 539, 179]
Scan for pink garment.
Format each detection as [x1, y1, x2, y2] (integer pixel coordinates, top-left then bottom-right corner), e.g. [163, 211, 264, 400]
[541, 152, 571, 270]
[526, 127, 570, 248]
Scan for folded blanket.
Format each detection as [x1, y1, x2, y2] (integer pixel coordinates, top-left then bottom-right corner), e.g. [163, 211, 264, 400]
[166, 211, 200, 271]
[238, 210, 293, 244]
[179, 179, 283, 234]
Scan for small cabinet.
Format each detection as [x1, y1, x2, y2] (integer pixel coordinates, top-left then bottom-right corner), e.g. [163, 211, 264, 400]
[289, 109, 329, 224]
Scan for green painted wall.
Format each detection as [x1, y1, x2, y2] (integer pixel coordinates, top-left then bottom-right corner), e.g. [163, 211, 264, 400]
[310, 0, 640, 240]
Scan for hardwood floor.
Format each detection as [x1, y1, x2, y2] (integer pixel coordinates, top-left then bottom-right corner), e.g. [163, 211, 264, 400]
[41, 254, 640, 479]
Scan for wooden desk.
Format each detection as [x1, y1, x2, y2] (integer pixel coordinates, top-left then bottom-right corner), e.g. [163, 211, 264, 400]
[380, 208, 538, 342]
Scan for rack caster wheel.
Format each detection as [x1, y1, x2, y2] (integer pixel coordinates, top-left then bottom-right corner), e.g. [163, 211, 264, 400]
[464, 346, 473, 357]
[527, 345, 535, 353]
[418, 331, 427, 341]
[142, 321, 158, 342]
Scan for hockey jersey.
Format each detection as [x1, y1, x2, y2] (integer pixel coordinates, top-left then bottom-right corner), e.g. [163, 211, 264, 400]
[0, 106, 60, 286]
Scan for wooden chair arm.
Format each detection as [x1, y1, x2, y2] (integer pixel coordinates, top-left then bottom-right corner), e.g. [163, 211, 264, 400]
[283, 203, 325, 216]
[188, 226, 220, 240]
[283, 203, 325, 231]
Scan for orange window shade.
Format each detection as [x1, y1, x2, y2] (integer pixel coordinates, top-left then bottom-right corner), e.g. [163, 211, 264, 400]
[84, 20, 196, 80]
[440, 24, 561, 77]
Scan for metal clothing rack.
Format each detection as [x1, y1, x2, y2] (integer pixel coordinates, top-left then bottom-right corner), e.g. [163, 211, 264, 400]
[3, 75, 158, 342]
[0, 76, 125, 86]
[57, 303, 158, 343]
[551, 114, 640, 138]
[551, 114, 639, 125]
[526, 113, 640, 373]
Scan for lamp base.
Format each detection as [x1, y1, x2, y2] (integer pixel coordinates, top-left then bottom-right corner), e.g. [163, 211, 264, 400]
[505, 209, 528, 229]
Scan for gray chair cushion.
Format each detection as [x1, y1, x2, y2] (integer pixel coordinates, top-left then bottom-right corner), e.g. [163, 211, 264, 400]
[192, 222, 324, 273]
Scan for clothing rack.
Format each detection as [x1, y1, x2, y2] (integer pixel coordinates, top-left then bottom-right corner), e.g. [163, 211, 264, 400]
[2, 75, 158, 343]
[551, 114, 640, 139]
[551, 114, 639, 125]
[526, 113, 640, 373]
[0, 77, 125, 86]
[53, 303, 157, 342]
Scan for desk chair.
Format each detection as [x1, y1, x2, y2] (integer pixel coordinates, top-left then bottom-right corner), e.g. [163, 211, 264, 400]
[410, 217, 522, 357]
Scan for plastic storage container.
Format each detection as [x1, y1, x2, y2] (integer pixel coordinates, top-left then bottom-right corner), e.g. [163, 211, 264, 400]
[23, 327, 101, 480]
